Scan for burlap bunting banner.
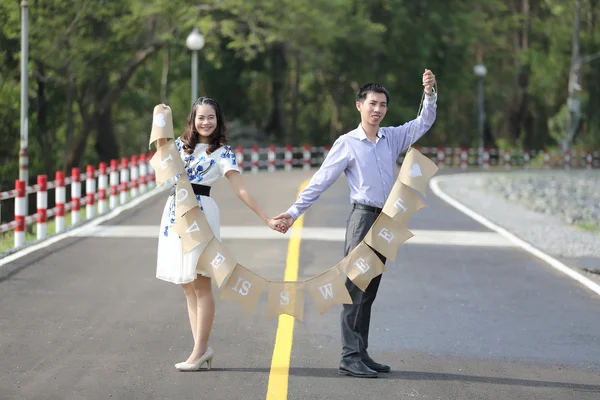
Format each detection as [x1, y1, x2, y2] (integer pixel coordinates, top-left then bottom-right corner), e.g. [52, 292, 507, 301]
[148, 103, 438, 318]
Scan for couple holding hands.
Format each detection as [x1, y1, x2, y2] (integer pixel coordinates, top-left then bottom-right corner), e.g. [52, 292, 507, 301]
[156, 70, 437, 377]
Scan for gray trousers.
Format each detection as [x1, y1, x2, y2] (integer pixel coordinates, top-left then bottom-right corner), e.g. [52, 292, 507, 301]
[340, 206, 386, 362]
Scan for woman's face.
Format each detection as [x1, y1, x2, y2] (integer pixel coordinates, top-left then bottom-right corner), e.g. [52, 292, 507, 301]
[194, 104, 217, 141]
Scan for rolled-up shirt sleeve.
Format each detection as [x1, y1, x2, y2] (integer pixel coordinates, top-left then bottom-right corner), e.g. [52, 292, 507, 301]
[286, 137, 349, 220]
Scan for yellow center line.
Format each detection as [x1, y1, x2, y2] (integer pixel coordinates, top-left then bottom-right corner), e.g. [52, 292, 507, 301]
[266, 179, 310, 400]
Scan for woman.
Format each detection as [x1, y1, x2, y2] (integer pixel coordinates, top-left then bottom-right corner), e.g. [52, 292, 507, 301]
[155, 97, 287, 371]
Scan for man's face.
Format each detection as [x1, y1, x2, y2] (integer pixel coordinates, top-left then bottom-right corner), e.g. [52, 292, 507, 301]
[356, 92, 388, 127]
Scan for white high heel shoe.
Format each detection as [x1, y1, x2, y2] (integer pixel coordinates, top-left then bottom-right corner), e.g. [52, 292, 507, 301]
[175, 346, 214, 371]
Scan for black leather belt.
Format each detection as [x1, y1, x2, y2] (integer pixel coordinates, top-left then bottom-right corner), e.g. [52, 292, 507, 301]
[192, 183, 211, 197]
[170, 183, 211, 197]
[352, 203, 382, 214]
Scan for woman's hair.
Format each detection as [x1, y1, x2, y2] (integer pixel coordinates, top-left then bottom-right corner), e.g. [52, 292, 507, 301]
[180, 97, 228, 155]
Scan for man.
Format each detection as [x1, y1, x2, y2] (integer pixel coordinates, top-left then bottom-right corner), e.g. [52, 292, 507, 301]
[275, 70, 437, 378]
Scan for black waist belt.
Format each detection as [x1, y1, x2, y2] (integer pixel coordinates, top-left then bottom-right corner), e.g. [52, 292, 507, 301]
[192, 183, 211, 197]
[352, 203, 382, 214]
[171, 183, 211, 197]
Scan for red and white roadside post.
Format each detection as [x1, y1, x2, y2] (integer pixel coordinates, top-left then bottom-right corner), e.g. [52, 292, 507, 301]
[523, 150, 530, 170]
[109, 160, 119, 209]
[503, 149, 511, 170]
[14, 180, 26, 248]
[251, 145, 259, 174]
[303, 145, 311, 170]
[138, 154, 148, 194]
[482, 148, 490, 170]
[71, 167, 82, 225]
[267, 145, 276, 172]
[564, 150, 571, 170]
[98, 162, 108, 215]
[120, 157, 129, 205]
[436, 147, 445, 169]
[130, 155, 139, 198]
[284, 145, 293, 172]
[36, 175, 48, 239]
[235, 146, 244, 173]
[86, 165, 96, 219]
[146, 153, 156, 189]
[460, 148, 468, 170]
[55, 171, 66, 233]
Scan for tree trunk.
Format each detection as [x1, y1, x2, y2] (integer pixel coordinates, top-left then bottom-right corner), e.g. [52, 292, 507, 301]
[330, 77, 344, 143]
[94, 107, 119, 162]
[161, 47, 169, 104]
[265, 41, 287, 141]
[35, 62, 54, 176]
[290, 52, 300, 146]
[63, 72, 76, 169]
[65, 97, 94, 170]
[507, 0, 531, 145]
[65, 120, 93, 170]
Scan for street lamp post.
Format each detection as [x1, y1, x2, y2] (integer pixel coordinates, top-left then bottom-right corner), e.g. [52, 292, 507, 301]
[565, 50, 600, 151]
[20, 0, 29, 211]
[185, 28, 205, 105]
[473, 63, 487, 166]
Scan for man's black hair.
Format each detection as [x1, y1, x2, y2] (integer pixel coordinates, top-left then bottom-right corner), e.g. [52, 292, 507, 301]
[356, 83, 390, 104]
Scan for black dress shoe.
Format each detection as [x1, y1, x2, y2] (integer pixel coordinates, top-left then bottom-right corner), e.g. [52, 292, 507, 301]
[362, 356, 391, 373]
[338, 360, 378, 378]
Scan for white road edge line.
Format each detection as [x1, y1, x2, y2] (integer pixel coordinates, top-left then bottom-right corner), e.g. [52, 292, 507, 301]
[430, 174, 600, 297]
[0, 186, 168, 267]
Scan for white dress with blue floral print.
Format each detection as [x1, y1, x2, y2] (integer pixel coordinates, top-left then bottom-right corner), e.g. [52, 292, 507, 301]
[156, 137, 239, 284]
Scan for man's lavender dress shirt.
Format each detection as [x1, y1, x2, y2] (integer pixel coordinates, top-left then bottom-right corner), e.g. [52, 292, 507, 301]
[286, 94, 437, 220]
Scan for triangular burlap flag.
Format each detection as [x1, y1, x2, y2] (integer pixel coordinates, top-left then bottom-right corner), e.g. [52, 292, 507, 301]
[363, 213, 414, 262]
[338, 242, 386, 291]
[196, 237, 237, 287]
[382, 180, 426, 226]
[174, 177, 200, 218]
[220, 264, 268, 314]
[149, 140, 184, 186]
[172, 206, 214, 253]
[149, 104, 174, 149]
[267, 281, 305, 321]
[397, 147, 439, 196]
[305, 267, 352, 314]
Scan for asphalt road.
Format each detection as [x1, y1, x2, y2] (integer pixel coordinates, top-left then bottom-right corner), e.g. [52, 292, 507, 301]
[1, 168, 599, 400]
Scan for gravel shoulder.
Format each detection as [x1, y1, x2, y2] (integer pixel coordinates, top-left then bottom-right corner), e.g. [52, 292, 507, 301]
[435, 170, 600, 280]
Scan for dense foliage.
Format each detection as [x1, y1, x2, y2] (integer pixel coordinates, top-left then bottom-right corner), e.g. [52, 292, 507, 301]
[1, 0, 598, 187]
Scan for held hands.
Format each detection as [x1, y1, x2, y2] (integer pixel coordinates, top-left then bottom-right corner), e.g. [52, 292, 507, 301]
[267, 217, 289, 234]
[273, 212, 295, 234]
[266, 212, 295, 234]
[423, 69, 436, 95]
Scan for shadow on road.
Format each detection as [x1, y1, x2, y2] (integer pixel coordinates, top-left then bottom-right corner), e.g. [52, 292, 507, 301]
[285, 367, 600, 391]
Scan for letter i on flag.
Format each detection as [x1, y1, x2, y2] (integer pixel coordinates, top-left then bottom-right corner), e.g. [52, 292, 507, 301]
[220, 264, 268, 314]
